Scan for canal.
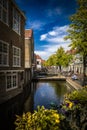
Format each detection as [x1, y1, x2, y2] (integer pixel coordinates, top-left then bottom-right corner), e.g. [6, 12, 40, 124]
[0, 80, 71, 130]
[24, 80, 70, 112]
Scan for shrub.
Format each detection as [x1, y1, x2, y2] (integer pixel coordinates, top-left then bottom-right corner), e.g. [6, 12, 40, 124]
[68, 87, 87, 105]
[15, 106, 63, 130]
[61, 87, 87, 130]
[15, 87, 87, 130]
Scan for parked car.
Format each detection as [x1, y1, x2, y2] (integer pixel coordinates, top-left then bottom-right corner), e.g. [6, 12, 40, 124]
[71, 74, 78, 80]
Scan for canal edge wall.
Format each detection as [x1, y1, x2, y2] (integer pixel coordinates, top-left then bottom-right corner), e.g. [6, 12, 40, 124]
[32, 76, 66, 81]
[33, 76, 82, 90]
[66, 78, 82, 90]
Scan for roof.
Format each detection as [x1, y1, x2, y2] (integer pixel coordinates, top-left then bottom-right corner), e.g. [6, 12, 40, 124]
[35, 54, 45, 63]
[25, 29, 33, 39]
[36, 55, 42, 59]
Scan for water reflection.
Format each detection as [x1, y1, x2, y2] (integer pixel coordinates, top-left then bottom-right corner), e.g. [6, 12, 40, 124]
[33, 81, 67, 109]
[0, 83, 32, 130]
[0, 81, 69, 130]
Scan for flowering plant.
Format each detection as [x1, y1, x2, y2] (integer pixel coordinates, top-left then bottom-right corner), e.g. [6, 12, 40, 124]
[60, 87, 87, 130]
[68, 88, 87, 105]
[15, 106, 63, 130]
[15, 87, 87, 130]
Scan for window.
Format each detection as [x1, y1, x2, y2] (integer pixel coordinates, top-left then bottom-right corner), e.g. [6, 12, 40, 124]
[13, 8, 21, 34]
[0, 40, 9, 66]
[0, 0, 8, 24]
[6, 73, 18, 90]
[37, 61, 39, 65]
[13, 46, 21, 67]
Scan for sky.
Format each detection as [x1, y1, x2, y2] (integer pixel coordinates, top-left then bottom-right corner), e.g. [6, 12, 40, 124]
[15, 0, 77, 60]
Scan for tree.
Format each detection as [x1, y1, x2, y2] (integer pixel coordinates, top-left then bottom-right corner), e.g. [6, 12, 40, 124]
[46, 54, 56, 66]
[45, 47, 72, 72]
[55, 47, 65, 71]
[65, 0, 87, 55]
[65, 0, 87, 85]
[55, 47, 72, 72]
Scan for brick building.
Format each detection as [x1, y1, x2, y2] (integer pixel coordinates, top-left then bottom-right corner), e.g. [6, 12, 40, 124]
[0, 0, 25, 104]
[25, 29, 35, 85]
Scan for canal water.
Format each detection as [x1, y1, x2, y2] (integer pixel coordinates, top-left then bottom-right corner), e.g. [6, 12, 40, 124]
[24, 81, 69, 112]
[0, 80, 71, 130]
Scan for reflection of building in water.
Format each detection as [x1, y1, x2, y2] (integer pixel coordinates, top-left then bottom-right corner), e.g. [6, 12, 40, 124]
[0, 93, 23, 130]
[0, 82, 33, 130]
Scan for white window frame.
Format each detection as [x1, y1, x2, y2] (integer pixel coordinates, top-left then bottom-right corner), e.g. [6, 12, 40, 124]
[13, 46, 21, 67]
[13, 8, 21, 35]
[0, 0, 8, 25]
[0, 40, 9, 66]
[6, 73, 18, 91]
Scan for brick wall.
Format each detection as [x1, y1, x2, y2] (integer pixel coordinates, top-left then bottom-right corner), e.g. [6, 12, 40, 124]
[0, 0, 25, 70]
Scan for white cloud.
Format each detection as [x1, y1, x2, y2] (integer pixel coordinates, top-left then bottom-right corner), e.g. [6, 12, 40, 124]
[47, 37, 65, 43]
[35, 42, 70, 60]
[27, 20, 45, 30]
[40, 25, 69, 43]
[53, 26, 69, 34]
[48, 31, 57, 36]
[35, 50, 49, 60]
[40, 34, 47, 41]
[38, 25, 71, 60]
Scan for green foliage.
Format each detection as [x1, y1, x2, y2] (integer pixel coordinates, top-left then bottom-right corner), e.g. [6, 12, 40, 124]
[15, 87, 87, 130]
[61, 87, 87, 130]
[62, 87, 87, 112]
[45, 47, 72, 70]
[68, 87, 87, 105]
[15, 106, 62, 130]
[55, 47, 72, 69]
[55, 47, 65, 66]
[46, 54, 56, 66]
[42, 61, 48, 67]
[65, 0, 87, 56]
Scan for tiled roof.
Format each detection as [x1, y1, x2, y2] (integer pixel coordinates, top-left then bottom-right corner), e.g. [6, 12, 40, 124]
[25, 29, 33, 38]
[35, 55, 45, 62]
[36, 55, 42, 59]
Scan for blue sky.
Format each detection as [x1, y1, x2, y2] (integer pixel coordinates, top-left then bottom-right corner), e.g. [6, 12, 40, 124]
[15, 0, 77, 60]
